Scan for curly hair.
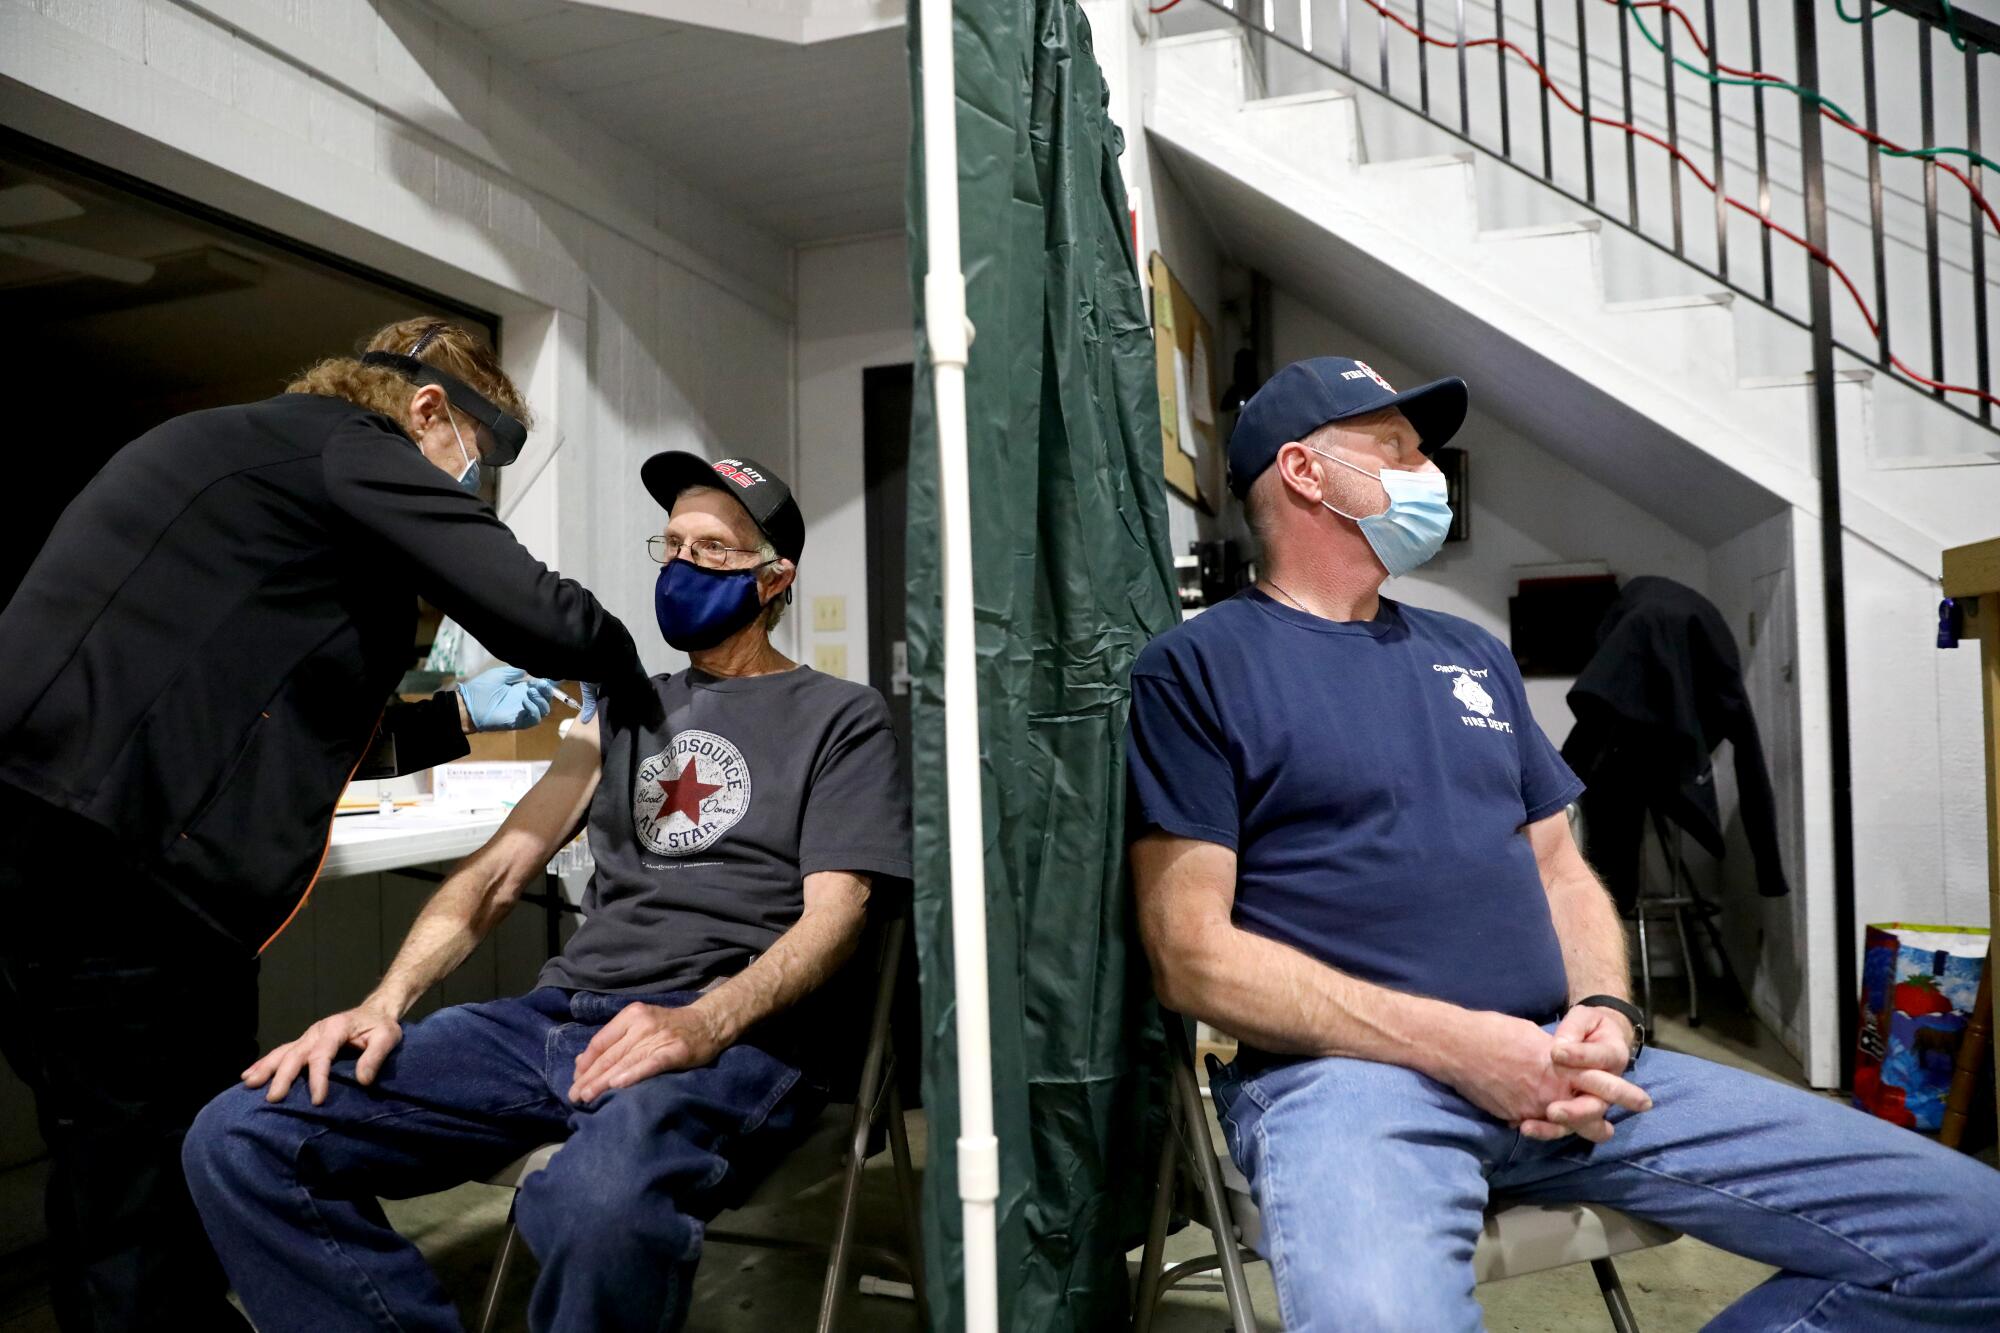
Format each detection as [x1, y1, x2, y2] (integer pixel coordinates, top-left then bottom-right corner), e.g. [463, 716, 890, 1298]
[285, 318, 531, 436]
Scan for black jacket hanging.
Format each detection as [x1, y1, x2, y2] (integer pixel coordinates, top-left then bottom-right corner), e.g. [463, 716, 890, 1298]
[1561, 576, 1790, 911]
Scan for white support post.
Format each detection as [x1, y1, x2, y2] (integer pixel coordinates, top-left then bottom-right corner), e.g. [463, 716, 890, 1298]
[917, 2, 999, 1332]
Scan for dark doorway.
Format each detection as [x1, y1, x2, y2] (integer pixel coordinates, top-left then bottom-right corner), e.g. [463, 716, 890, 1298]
[0, 131, 499, 604]
[863, 363, 914, 763]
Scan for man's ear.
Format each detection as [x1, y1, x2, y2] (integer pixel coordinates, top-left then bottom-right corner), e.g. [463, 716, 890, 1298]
[764, 558, 797, 603]
[1272, 441, 1324, 506]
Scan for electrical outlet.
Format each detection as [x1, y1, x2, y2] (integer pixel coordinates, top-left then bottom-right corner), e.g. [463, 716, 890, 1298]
[812, 595, 846, 633]
[813, 643, 848, 678]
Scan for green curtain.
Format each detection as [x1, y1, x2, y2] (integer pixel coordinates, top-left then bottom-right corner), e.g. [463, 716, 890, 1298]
[905, 2, 1182, 1328]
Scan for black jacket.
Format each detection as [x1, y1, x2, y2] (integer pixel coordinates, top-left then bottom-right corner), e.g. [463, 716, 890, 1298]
[0, 393, 644, 950]
[1561, 576, 1790, 911]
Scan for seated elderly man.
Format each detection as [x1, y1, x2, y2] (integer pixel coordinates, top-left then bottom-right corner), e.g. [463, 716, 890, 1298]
[1127, 358, 2000, 1331]
[184, 453, 908, 1333]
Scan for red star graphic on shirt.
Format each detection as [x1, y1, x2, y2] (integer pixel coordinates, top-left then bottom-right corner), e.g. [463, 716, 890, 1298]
[657, 758, 722, 825]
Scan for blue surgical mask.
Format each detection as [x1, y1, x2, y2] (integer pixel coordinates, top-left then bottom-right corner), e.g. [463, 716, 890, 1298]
[445, 406, 480, 494]
[1312, 448, 1453, 577]
[654, 559, 768, 651]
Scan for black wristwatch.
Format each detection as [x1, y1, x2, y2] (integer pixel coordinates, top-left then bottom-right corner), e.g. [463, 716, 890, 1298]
[1574, 995, 1647, 1070]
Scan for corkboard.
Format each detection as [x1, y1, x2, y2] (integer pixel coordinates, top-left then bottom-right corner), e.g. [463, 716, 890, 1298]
[1149, 251, 1222, 513]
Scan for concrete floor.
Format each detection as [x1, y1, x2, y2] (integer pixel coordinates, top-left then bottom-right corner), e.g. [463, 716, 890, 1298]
[2, 982, 1993, 1331]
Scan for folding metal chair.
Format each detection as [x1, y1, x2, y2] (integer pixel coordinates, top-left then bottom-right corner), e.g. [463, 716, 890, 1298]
[1132, 1015, 1680, 1333]
[474, 913, 925, 1333]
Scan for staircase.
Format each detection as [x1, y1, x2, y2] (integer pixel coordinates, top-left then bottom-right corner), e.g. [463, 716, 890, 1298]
[1142, 25, 2000, 580]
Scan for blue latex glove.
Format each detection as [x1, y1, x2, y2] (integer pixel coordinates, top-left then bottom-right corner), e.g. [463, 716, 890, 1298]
[578, 682, 599, 724]
[459, 667, 556, 732]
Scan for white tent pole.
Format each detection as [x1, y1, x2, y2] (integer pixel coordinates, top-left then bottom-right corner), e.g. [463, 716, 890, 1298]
[917, 2, 998, 1333]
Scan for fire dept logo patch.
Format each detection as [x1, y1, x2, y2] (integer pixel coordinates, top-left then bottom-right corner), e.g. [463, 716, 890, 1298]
[1451, 670, 1496, 718]
[634, 730, 751, 856]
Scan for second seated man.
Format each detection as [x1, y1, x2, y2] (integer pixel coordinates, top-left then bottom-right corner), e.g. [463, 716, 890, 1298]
[184, 452, 910, 1333]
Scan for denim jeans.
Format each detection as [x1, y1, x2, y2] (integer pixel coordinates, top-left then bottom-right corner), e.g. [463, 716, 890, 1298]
[1211, 1038, 2000, 1332]
[183, 987, 824, 1333]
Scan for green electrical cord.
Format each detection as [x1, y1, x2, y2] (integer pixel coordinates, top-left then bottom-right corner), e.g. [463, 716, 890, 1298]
[1834, 0, 1983, 58]
[1619, 1, 1854, 123]
[1619, 0, 2000, 179]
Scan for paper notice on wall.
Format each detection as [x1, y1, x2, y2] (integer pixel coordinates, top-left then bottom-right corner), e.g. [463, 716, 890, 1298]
[1173, 349, 1199, 460]
[1190, 329, 1215, 426]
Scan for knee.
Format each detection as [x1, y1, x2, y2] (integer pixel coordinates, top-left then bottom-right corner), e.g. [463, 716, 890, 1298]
[1274, 1254, 1478, 1333]
[182, 1085, 287, 1202]
[516, 1155, 699, 1264]
[1917, 1163, 2000, 1296]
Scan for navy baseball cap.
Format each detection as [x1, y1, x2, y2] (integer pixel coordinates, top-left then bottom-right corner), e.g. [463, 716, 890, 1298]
[1226, 357, 1469, 498]
[641, 452, 806, 563]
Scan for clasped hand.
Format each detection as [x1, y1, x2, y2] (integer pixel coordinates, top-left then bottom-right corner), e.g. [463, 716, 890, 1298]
[1453, 1006, 1653, 1144]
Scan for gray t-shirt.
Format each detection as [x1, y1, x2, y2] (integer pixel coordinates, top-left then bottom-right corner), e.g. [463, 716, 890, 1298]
[538, 665, 911, 995]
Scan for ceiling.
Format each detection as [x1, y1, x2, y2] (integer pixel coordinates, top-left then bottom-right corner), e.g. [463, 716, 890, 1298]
[1150, 137, 1787, 547]
[430, 0, 911, 243]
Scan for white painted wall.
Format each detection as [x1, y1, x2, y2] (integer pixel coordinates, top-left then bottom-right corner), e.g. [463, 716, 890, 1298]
[1844, 535, 1992, 930]
[794, 232, 916, 685]
[1706, 510, 1815, 1061]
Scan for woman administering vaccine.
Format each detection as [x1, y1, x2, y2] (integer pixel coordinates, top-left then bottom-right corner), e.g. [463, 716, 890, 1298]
[0, 318, 646, 1332]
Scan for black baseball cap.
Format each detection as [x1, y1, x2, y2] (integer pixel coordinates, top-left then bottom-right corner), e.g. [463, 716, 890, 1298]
[1226, 357, 1469, 499]
[640, 452, 806, 563]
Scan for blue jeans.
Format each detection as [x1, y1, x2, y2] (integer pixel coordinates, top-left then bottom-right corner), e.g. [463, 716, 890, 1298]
[1211, 1040, 2000, 1332]
[183, 988, 824, 1333]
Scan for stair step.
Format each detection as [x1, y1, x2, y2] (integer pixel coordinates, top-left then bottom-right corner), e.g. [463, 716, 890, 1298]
[1153, 25, 1255, 105]
[1246, 88, 1357, 111]
[1478, 219, 1604, 241]
[1359, 151, 1475, 174]
[1153, 29, 1249, 51]
[1240, 90, 1362, 175]
[1739, 370, 1875, 389]
[1470, 220, 1604, 304]
[1603, 291, 1735, 314]
[1355, 152, 1478, 240]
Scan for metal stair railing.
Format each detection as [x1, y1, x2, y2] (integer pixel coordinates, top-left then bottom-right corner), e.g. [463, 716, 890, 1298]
[1168, 0, 2000, 433]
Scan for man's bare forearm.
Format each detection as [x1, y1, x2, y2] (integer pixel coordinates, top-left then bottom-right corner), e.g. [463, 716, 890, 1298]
[366, 828, 546, 1016]
[367, 720, 604, 1016]
[1154, 913, 1491, 1082]
[1529, 814, 1631, 1005]
[690, 872, 871, 1046]
[1548, 870, 1630, 1004]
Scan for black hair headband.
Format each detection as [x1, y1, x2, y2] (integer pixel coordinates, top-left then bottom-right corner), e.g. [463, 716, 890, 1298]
[360, 349, 528, 466]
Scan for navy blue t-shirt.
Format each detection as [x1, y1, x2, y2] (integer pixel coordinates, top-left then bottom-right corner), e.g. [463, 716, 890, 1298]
[1125, 589, 1583, 1023]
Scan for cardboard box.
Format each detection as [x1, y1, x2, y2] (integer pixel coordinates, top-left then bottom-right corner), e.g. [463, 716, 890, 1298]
[453, 679, 580, 763]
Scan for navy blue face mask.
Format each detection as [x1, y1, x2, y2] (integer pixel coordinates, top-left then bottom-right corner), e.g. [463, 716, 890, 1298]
[654, 558, 770, 651]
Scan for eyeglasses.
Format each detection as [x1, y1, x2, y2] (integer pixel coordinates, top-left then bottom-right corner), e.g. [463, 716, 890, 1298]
[646, 535, 770, 569]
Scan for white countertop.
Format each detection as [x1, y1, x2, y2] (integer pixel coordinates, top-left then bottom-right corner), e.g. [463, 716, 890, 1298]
[322, 807, 507, 879]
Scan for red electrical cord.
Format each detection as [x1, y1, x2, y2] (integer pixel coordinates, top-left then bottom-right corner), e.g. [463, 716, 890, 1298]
[1345, 0, 2000, 407]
